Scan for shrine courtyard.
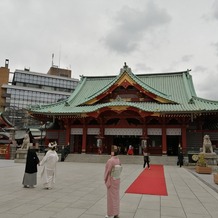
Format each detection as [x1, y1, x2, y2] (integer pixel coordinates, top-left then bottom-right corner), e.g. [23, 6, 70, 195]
[0, 159, 218, 218]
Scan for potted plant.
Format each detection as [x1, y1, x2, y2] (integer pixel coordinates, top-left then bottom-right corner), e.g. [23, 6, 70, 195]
[195, 153, 212, 174]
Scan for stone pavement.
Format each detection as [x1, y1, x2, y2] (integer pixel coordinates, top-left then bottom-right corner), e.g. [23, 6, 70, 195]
[0, 159, 218, 218]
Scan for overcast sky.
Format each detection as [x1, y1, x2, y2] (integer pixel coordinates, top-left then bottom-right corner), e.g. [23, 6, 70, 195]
[1, 0, 218, 100]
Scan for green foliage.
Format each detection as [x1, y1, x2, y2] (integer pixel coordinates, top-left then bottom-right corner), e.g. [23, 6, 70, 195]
[197, 154, 207, 167]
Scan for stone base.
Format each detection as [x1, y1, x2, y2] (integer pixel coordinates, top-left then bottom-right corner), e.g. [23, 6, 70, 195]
[14, 149, 62, 163]
[14, 149, 28, 163]
[200, 153, 218, 165]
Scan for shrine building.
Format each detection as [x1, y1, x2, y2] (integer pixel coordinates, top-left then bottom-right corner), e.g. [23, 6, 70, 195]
[29, 63, 218, 156]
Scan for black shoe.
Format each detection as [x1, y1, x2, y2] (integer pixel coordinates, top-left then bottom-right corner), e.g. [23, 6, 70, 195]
[114, 216, 119, 218]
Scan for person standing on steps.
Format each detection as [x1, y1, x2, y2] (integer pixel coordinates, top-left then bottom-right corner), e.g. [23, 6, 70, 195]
[143, 147, 150, 169]
[104, 145, 122, 218]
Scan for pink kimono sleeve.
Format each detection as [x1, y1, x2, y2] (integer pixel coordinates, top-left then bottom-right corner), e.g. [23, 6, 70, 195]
[104, 159, 113, 188]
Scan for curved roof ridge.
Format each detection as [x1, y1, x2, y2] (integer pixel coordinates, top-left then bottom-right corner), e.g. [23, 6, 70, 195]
[66, 76, 87, 104]
[28, 99, 65, 110]
[186, 72, 196, 97]
[192, 96, 218, 104]
[0, 112, 13, 127]
[85, 63, 134, 100]
[119, 63, 170, 99]
[84, 64, 175, 104]
[137, 70, 188, 76]
[182, 71, 193, 101]
[85, 75, 119, 100]
[128, 71, 173, 101]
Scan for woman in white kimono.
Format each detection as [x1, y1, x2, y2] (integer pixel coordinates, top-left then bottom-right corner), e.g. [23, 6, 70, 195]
[104, 145, 122, 218]
[40, 142, 59, 189]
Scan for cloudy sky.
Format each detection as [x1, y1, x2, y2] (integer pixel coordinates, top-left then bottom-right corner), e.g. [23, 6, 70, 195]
[1, 0, 218, 100]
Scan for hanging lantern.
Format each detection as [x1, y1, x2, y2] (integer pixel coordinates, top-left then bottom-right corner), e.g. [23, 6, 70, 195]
[141, 139, 147, 149]
[97, 138, 102, 148]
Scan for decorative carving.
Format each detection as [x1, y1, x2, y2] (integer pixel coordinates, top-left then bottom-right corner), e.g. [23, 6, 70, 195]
[115, 95, 124, 101]
[120, 62, 132, 74]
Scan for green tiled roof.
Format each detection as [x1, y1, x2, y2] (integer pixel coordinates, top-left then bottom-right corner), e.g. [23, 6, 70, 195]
[29, 65, 218, 116]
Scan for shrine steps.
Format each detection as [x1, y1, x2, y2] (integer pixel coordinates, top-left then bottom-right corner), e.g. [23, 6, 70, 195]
[64, 154, 178, 165]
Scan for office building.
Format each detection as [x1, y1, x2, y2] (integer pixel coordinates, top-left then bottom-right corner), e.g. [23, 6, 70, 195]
[0, 60, 79, 127]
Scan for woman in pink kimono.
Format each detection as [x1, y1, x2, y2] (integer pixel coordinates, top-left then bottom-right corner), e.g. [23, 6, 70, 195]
[104, 145, 122, 218]
[40, 142, 59, 189]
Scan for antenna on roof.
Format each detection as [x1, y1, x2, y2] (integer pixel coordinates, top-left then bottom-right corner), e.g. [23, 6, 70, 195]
[59, 44, 61, 68]
[52, 53, 54, 66]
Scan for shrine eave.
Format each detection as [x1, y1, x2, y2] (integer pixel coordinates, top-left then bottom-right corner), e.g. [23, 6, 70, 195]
[30, 110, 218, 121]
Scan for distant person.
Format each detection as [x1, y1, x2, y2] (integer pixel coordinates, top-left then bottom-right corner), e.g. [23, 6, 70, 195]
[143, 147, 150, 169]
[22, 146, 39, 188]
[97, 138, 102, 154]
[177, 147, 184, 167]
[40, 141, 59, 189]
[28, 129, 34, 144]
[127, 145, 134, 155]
[104, 145, 122, 218]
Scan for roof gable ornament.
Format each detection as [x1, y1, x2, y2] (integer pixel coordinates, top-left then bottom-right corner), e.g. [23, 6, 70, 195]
[65, 101, 70, 106]
[114, 95, 124, 102]
[120, 62, 132, 75]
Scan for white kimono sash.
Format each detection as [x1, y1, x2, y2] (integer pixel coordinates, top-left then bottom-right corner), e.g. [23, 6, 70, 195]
[111, 165, 122, 180]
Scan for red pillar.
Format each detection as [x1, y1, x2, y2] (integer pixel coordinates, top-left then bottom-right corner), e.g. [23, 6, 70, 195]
[65, 118, 71, 146]
[162, 126, 167, 155]
[82, 121, 87, 153]
[142, 120, 148, 139]
[5, 144, 10, 159]
[99, 118, 104, 154]
[181, 125, 187, 153]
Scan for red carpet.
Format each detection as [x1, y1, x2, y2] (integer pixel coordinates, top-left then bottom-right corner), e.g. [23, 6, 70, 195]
[125, 165, 168, 196]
